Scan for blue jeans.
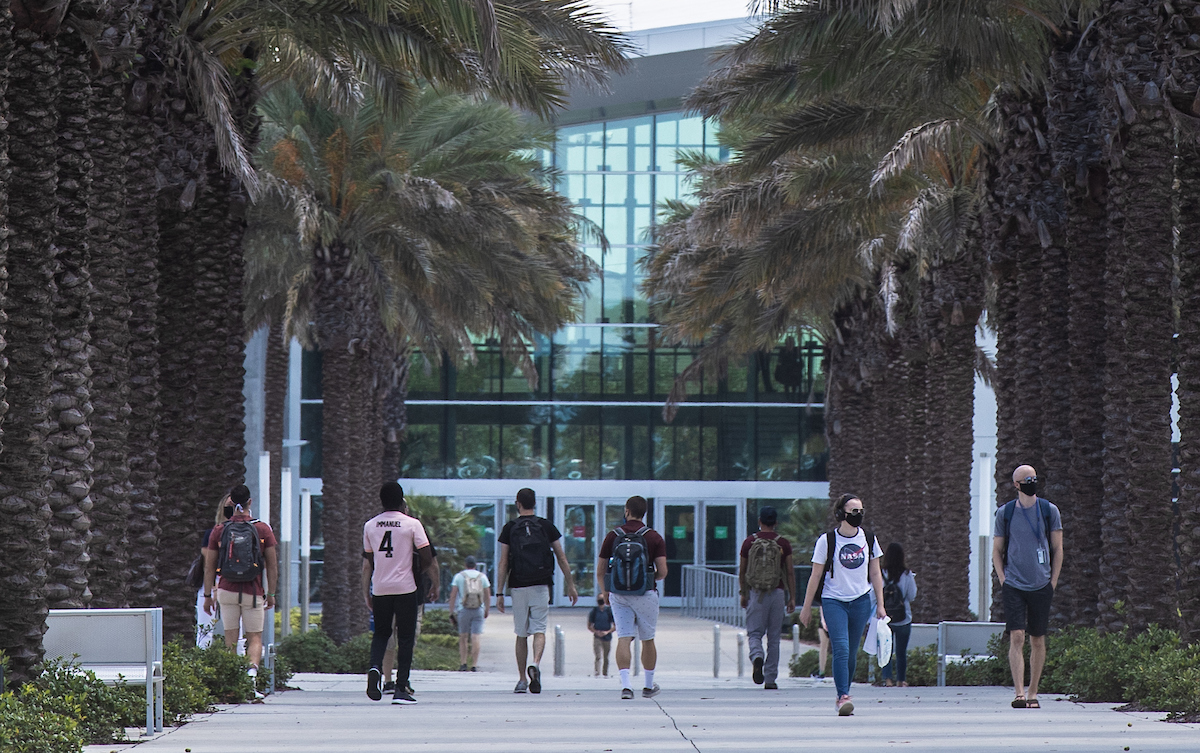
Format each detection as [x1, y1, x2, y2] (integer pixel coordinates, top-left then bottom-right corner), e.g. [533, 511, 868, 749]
[822, 593, 872, 698]
[881, 622, 911, 682]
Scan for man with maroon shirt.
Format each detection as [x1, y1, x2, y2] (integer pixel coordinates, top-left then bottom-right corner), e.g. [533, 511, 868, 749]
[203, 484, 278, 685]
[739, 505, 795, 689]
[596, 495, 667, 699]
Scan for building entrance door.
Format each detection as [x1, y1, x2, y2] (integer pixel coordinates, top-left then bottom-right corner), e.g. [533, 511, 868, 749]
[653, 499, 745, 607]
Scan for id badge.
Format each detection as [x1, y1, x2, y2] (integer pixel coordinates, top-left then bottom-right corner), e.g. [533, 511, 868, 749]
[1037, 548, 1047, 564]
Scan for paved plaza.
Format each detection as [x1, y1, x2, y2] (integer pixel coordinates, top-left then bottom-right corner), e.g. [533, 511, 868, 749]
[88, 610, 1199, 752]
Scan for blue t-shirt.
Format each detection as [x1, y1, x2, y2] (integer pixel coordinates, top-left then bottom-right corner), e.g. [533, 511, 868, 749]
[994, 498, 1062, 591]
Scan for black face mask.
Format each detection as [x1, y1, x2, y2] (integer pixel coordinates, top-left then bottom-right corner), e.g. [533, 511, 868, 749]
[223, 505, 235, 519]
[1019, 480, 1037, 497]
[844, 510, 864, 528]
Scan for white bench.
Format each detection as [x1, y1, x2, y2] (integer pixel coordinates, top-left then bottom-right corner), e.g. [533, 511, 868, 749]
[44, 608, 164, 735]
[937, 621, 1005, 686]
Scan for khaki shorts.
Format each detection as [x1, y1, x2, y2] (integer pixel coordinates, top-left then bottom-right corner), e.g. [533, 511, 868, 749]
[510, 585, 550, 637]
[216, 589, 265, 633]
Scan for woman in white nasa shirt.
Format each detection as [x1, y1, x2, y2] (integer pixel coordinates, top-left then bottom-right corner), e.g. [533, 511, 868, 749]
[799, 493, 886, 716]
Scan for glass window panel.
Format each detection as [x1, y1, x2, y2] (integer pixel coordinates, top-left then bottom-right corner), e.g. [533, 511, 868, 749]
[802, 409, 829, 481]
[455, 424, 500, 479]
[604, 173, 629, 205]
[678, 116, 704, 148]
[501, 424, 548, 479]
[300, 403, 323, 477]
[553, 328, 602, 395]
[462, 501, 497, 581]
[756, 407, 800, 481]
[600, 424, 625, 479]
[301, 349, 322, 400]
[400, 424, 441, 479]
[705, 504, 738, 571]
[552, 420, 600, 479]
[603, 207, 629, 246]
[562, 503, 596, 596]
[661, 504, 695, 596]
[566, 173, 586, 202]
[407, 351, 442, 397]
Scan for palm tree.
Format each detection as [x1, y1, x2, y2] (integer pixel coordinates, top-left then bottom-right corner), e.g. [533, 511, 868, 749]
[250, 86, 600, 642]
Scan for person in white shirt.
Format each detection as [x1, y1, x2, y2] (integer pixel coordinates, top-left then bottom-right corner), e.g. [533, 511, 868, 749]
[448, 556, 491, 671]
[362, 482, 435, 705]
[799, 493, 886, 716]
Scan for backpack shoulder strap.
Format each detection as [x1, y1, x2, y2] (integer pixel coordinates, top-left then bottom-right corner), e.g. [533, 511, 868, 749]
[635, 525, 650, 537]
[1039, 499, 1053, 540]
[863, 528, 876, 557]
[824, 530, 836, 578]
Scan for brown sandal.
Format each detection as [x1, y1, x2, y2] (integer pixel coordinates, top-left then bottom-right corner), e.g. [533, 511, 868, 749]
[1011, 696, 1027, 708]
[1026, 698, 1040, 709]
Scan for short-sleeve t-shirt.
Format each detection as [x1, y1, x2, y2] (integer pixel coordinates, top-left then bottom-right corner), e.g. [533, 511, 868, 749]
[206, 514, 278, 596]
[450, 568, 491, 609]
[994, 498, 1063, 591]
[498, 516, 562, 588]
[363, 510, 430, 596]
[589, 605, 615, 639]
[739, 531, 793, 591]
[811, 528, 884, 602]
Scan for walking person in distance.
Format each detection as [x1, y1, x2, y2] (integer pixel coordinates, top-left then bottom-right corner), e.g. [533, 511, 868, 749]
[495, 488, 578, 694]
[879, 542, 917, 687]
[739, 505, 795, 689]
[992, 465, 1063, 709]
[448, 556, 491, 671]
[597, 495, 667, 699]
[362, 482, 436, 705]
[799, 493, 885, 716]
[588, 593, 616, 676]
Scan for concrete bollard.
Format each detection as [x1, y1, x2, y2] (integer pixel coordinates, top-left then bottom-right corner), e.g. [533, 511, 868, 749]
[792, 623, 800, 657]
[713, 624, 721, 678]
[554, 625, 565, 677]
[737, 632, 745, 678]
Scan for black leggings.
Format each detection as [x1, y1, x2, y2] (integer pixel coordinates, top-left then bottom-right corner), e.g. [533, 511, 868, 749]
[370, 592, 418, 687]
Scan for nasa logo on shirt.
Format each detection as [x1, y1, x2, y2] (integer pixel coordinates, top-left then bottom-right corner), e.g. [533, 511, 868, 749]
[838, 543, 866, 569]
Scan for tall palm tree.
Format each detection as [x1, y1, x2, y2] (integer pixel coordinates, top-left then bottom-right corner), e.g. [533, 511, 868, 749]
[250, 86, 600, 642]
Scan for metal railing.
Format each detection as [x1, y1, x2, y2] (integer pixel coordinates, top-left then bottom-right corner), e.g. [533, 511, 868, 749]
[681, 565, 744, 628]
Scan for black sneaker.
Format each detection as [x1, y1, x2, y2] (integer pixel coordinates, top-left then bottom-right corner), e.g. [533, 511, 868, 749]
[527, 665, 541, 694]
[764, 681, 779, 690]
[382, 681, 396, 693]
[367, 668, 382, 701]
[753, 657, 764, 685]
[391, 691, 417, 705]
[621, 688, 634, 700]
[642, 684, 660, 698]
[459, 664, 469, 672]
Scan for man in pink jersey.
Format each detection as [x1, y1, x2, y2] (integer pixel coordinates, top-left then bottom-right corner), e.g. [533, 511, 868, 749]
[362, 482, 435, 704]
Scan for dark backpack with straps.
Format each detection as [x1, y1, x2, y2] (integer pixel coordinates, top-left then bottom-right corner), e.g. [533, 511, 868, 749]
[217, 519, 264, 583]
[606, 526, 652, 596]
[883, 575, 907, 622]
[510, 517, 555, 583]
[1000, 498, 1053, 567]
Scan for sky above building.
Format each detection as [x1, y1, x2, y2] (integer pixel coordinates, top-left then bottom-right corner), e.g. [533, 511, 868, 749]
[591, 0, 753, 31]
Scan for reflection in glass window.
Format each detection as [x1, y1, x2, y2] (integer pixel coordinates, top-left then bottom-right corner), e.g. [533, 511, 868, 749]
[300, 403, 323, 478]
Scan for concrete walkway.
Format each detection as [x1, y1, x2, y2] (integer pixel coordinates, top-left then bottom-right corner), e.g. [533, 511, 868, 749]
[87, 609, 1199, 752]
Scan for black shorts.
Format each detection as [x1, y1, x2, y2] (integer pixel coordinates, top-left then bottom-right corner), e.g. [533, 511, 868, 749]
[1002, 583, 1054, 637]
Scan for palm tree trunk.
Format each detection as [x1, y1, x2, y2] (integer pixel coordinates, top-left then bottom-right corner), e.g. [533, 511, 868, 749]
[0, 23, 60, 681]
[264, 322, 287, 534]
[825, 301, 875, 508]
[381, 346, 410, 484]
[45, 9, 98, 610]
[899, 320, 932, 622]
[916, 276, 944, 620]
[1097, 5, 1176, 631]
[124, 99, 163, 609]
[1047, 28, 1106, 628]
[85, 44, 135, 609]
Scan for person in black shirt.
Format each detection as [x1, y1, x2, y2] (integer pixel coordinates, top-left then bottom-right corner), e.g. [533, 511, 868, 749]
[495, 488, 577, 694]
[588, 594, 615, 676]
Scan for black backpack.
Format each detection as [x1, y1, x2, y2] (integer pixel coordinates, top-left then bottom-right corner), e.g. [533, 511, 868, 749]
[217, 519, 264, 583]
[509, 517, 555, 583]
[882, 575, 907, 622]
[606, 526, 651, 595]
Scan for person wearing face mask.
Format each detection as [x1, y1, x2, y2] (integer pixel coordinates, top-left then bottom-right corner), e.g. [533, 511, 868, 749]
[799, 493, 885, 716]
[992, 464, 1063, 710]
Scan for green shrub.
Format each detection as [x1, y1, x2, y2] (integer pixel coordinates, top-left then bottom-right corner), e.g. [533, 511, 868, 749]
[268, 654, 295, 691]
[275, 607, 321, 633]
[414, 635, 460, 670]
[278, 630, 348, 673]
[0, 690, 84, 753]
[789, 648, 820, 677]
[421, 608, 457, 636]
[29, 659, 143, 743]
[337, 633, 373, 674]
[782, 608, 822, 643]
[162, 641, 215, 724]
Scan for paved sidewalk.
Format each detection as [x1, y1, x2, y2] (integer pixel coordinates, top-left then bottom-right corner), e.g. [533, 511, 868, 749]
[86, 610, 1199, 752]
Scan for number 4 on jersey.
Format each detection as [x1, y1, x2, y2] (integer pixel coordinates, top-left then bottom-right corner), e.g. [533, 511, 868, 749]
[380, 530, 394, 558]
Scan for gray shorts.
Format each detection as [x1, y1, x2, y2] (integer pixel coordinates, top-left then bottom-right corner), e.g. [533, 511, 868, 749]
[610, 590, 659, 641]
[457, 606, 485, 635]
[510, 585, 550, 637]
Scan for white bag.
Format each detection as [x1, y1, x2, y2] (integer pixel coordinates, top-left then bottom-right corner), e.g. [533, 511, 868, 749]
[865, 615, 893, 667]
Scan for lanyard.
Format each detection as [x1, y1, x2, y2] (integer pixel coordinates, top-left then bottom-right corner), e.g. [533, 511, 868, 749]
[1016, 500, 1044, 544]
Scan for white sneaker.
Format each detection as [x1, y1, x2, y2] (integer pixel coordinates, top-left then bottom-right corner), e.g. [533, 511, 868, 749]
[247, 665, 258, 679]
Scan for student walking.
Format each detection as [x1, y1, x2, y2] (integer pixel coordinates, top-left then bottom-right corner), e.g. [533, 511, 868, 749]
[588, 594, 615, 676]
[496, 488, 578, 694]
[739, 505, 795, 689]
[597, 495, 667, 699]
[879, 543, 917, 687]
[448, 556, 491, 671]
[362, 482, 436, 705]
[800, 493, 885, 716]
[992, 465, 1063, 710]
[202, 485, 278, 695]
